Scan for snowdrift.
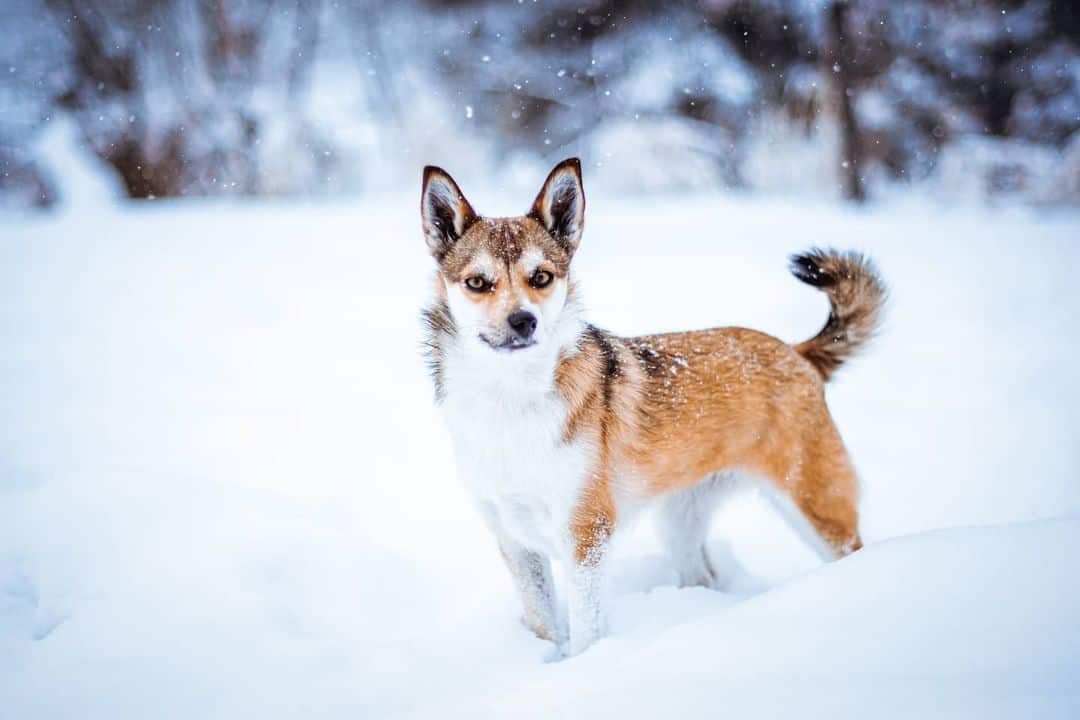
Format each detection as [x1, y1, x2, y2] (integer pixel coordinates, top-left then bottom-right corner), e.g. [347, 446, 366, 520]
[479, 519, 1080, 720]
[2, 193, 1079, 718]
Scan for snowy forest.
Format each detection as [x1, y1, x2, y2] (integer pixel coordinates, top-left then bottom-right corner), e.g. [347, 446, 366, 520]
[2, 0, 1077, 208]
[3, 3, 1080, 719]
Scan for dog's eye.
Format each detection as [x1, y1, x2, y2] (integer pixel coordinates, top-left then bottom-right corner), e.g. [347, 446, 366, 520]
[464, 276, 491, 292]
[530, 270, 554, 289]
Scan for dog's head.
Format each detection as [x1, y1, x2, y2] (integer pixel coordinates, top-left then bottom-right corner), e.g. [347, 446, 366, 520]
[421, 158, 585, 354]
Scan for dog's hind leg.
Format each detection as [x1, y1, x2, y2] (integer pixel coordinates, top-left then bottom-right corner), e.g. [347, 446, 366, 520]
[655, 472, 740, 589]
[764, 423, 863, 561]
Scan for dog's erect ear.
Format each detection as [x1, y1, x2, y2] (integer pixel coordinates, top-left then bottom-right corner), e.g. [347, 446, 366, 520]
[529, 158, 585, 254]
[421, 166, 478, 260]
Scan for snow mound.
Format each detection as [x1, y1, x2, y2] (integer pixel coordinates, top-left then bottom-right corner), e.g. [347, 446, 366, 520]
[478, 519, 1080, 720]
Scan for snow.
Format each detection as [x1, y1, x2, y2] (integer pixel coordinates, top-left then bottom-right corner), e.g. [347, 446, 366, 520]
[2, 188, 1079, 718]
[492, 519, 1080, 720]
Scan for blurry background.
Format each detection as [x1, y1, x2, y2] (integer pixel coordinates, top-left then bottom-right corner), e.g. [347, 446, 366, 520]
[2, 0, 1077, 210]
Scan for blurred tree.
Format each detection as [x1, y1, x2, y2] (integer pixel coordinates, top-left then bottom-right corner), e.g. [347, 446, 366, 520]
[0, 0, 1074, 206]
[42, 0, 334, 199]
[827, 0, 865, 202]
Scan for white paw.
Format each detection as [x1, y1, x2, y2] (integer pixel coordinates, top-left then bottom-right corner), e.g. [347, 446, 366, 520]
[565, 631, 602, 658]
[542, 642, 568, 663]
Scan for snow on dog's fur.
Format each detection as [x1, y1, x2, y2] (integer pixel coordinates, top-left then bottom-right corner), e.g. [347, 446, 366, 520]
[420, 158, 886, 656]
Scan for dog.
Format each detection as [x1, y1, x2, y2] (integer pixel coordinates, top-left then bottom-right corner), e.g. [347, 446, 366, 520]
[420, 158, 885, 657]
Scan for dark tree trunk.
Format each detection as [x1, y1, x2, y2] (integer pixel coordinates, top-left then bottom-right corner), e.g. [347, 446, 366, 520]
[828, 0, 865, 203]
[985, 42, 1016, 137]
[47, 0, 168, 198]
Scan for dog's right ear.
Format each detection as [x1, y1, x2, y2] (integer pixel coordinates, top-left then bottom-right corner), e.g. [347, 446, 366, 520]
[421, 166, 478, 260]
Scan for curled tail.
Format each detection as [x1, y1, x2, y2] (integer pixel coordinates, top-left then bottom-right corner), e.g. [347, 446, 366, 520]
[789, 248, 887, 382]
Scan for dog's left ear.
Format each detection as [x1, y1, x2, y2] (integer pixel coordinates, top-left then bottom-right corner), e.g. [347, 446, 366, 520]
[421, 166, 478, 260]
[529, 158, 585, 254]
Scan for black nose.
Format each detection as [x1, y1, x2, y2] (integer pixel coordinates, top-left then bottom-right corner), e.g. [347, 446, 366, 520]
[507, 309, 538, 340]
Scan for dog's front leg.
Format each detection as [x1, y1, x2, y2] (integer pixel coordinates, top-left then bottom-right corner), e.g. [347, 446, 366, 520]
[566, 552, 607, 656]
[566, 501, 615, 657]
[496, 534, 562, 645]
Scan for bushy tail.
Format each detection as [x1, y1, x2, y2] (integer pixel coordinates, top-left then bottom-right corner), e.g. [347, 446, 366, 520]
[789, 248, 887, 382]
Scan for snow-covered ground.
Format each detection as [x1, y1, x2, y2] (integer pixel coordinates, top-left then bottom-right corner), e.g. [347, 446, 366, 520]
[2, 189, 1079, 718]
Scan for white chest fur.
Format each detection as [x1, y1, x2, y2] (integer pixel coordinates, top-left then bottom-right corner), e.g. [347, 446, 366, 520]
[440, 356, 590, 559]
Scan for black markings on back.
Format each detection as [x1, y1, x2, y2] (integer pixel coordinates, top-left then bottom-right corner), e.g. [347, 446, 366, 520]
[631, 341, 666, 378]
[588, 326, 619, 381]
[583, 325, 618, 453]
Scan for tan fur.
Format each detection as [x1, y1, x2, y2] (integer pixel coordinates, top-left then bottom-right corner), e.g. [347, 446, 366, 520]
[558, 325, 865, 557]
[790, 248, 886, 381]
